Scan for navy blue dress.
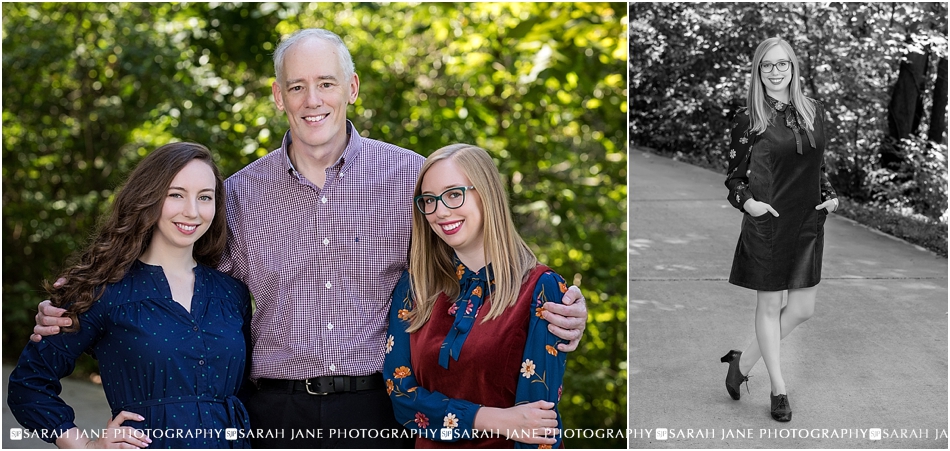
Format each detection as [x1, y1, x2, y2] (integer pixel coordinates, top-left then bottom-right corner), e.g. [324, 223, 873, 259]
[7, 260, 252, 448]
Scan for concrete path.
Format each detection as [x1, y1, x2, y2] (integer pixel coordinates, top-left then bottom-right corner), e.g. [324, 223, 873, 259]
[628, 148, 948, 448]
[3, 363, 112, 449]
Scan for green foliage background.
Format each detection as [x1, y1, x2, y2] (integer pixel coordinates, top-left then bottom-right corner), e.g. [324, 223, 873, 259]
[2, 3, 627, 447]
[630, 2, 948, 223]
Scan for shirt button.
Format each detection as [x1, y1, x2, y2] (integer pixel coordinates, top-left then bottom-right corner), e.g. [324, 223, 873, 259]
[193, 326, 199, 332]
[321, 196, 328, 204]
[329, 364, 336, 372]
[323, 238, 330, 246]
[327, 323, 334, 330]
[198, 360, 205, 366]
[325, 282, 332, 289]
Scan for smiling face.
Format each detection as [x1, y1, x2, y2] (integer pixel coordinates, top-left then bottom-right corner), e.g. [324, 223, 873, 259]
[420, 158, 485, 264]
[272, 36, 359, 158]
[760, 44, 792, 100]
[151, 159, 217, 254]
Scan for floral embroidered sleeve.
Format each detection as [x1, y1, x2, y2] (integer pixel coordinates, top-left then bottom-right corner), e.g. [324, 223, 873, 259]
[724, 107, 756, 212]
[816, 102, 838, 203]
[383, 270, 481, 442]
[819, 165, 837, 203]
[514, 271, 569, 449]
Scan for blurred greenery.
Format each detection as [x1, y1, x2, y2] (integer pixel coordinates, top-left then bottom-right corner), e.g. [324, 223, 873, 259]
[629, 2, 948, 230]
[2, 2, 627, 447]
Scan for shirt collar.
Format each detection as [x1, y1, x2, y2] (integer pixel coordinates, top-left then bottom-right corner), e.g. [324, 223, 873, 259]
[453, 254, 494, 285]
[764, 95, 814, 153]
[765, 94, 789, 112]
[279, 120, 362, 180]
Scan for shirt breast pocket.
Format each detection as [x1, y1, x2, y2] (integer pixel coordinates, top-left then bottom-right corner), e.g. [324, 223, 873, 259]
[343, 231, 406, 307]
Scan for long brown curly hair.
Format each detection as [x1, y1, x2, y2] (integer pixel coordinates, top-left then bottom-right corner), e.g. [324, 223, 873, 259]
[46, 142, 227, 331]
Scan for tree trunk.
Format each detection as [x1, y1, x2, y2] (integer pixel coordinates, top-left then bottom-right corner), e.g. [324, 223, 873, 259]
[884, 46, 929, 169]
[929, 56, 948, 144]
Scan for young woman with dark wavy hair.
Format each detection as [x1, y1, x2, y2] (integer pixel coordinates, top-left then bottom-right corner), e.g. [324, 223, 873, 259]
[8, 142, 252, 448]
[720, 37, 838, 422]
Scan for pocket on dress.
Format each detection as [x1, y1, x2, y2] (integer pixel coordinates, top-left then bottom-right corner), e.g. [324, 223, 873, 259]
[743, 212, 773, 240]
[738, 213, 774, 280]
[748, 211, 771, 224]
[817, 208, 827, 233]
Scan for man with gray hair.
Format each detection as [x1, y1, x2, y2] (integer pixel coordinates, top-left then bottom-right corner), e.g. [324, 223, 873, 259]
[33, 28, 588, 448]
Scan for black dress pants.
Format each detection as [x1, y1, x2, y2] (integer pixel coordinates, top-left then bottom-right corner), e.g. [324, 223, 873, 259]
[245, 383, 413, 448]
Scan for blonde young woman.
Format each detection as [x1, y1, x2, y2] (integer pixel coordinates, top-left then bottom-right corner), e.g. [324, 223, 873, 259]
[720, 37, 838, 422]
[384, 144, 568, 448]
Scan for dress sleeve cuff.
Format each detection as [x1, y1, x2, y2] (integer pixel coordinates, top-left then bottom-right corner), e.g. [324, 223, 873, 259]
[821, 189, 838, 202]
[732, 183, 753, 212]
[442, 400, 481, 441]
[44, 421, 78, 444]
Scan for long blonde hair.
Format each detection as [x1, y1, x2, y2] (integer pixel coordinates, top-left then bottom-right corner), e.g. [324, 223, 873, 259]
[747, 37, 816, 134]
[406, 144, 537, 333]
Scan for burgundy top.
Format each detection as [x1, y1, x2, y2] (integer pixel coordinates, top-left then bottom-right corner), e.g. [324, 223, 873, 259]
[410, 264, 561, 448]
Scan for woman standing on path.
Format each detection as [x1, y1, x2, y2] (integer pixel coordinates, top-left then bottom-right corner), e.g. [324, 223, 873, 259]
[720, 37, 838, 422]
[8, 142, 252, 448]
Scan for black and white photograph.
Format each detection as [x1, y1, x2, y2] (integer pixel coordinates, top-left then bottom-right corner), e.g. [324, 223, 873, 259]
[629, 2, 948, 448]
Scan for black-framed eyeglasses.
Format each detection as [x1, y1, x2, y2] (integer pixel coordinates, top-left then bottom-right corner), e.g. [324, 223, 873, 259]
[414, 186, 476, 215]
[760, 60, 792, 73]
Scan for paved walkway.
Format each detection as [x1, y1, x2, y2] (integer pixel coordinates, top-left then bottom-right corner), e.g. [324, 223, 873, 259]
[628, 148, 948, 448]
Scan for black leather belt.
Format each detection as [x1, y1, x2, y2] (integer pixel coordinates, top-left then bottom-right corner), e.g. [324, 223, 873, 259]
[256, 374, 385, 395]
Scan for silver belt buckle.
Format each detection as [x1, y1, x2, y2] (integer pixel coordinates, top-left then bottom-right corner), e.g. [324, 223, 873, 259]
[305, 379, 329, 396]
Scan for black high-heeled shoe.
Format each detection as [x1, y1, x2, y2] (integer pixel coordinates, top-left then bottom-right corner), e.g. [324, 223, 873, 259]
[770, 392, 792, 422]
[720, 350, 749, 400]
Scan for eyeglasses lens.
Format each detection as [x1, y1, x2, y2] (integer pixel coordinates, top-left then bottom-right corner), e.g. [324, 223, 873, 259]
[761, 61, 790, 73]
[443, 188, 465, 209]
[416, 188, 467, 215]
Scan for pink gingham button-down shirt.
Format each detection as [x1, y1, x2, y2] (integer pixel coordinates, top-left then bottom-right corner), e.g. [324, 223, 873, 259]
[219, 122, 424, 380]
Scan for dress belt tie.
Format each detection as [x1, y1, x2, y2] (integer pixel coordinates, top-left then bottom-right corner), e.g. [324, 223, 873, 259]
[115, 394, 250, 432]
